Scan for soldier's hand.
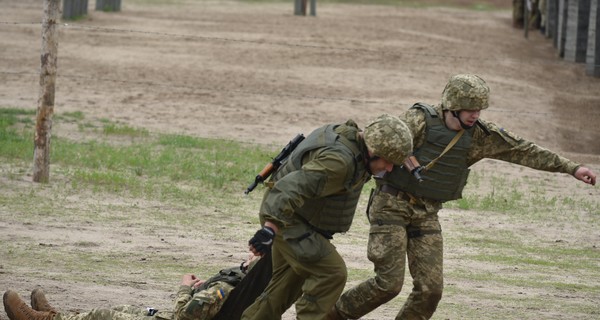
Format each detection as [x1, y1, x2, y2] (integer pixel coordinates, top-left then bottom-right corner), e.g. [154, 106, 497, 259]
[249, 226, 275, 256]
[574, 166, 596, 186]
[181, 274, 202, 287]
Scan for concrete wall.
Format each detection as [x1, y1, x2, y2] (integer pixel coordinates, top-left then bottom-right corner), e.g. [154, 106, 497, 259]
[587, 0, 600, 76]
[564, 0, 590, 62]
[556, 0, 569, 57]
[547, 0, 558, 39]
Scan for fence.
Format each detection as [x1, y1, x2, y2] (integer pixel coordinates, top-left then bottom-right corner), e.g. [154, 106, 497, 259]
[543, 0, 600, 76]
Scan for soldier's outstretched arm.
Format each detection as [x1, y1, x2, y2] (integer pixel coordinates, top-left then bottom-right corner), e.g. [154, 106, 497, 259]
[574, 166, 597, 186]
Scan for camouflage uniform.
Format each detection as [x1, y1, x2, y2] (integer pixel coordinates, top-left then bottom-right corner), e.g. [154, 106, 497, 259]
[334, 103, 580, 320]
[54, 305, 155, 320]
[54, 267, 244, 320]
[242, 118, 412, 320]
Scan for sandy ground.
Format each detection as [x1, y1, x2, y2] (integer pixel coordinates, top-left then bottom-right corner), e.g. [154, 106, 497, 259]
[1, 0, 599, 319]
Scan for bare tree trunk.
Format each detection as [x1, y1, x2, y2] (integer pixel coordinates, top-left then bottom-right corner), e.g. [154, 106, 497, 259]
[33, 0, 59, 183]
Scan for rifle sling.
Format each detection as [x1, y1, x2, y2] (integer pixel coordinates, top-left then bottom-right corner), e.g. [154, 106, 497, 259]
[423, 129, 464, 171]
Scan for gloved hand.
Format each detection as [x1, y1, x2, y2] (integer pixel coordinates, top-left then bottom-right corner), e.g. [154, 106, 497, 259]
[249, 226, 275, 255]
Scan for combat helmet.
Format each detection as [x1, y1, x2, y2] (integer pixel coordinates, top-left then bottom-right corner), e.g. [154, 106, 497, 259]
[441, 74, 490, 111]
[363, 114, 413, 166]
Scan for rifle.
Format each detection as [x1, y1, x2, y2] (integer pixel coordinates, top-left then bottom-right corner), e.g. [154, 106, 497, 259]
[402, 155, 424, 183]
[244, 134, 305, 195]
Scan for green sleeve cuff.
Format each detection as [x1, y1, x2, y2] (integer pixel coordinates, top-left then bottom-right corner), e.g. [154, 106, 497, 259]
[260, 214, 287, 229]
[570, 164, 581, 176]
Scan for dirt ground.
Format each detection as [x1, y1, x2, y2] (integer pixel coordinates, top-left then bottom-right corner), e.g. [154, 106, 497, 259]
[1, 0, 599, 319]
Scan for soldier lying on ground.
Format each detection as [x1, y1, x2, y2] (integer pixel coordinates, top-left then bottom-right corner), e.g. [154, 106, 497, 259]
[3, 253, 271, 320]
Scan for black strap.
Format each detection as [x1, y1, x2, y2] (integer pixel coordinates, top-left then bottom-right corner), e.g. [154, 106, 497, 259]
[371, 219, 405, 226]
[194, 267, 244, 292]
[366, 188, 375, 223]
[407, 227, 441, 239]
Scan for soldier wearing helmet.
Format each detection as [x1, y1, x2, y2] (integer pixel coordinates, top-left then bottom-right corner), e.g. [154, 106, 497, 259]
[329, 74, 596, 320]
[442, 73, 489, 129]
[364, 114, 414, 168]
[242, 115, 413, 320]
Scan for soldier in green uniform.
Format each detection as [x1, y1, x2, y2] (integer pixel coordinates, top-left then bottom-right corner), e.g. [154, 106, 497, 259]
[241, 115, 414, 320]
[3, 256, 259, 320]
[327, 74, 597, 320]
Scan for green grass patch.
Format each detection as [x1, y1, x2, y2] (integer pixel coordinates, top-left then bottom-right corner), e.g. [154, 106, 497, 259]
[445, 172, 600, 218]
[0, 108, 35, 159]
[103, 123, 150, 137]
[1, 108, 275, 201]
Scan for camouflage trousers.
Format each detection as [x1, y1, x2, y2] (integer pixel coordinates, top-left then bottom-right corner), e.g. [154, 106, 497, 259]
[336, 190, 444, 320]
[54, 305, 167, 320]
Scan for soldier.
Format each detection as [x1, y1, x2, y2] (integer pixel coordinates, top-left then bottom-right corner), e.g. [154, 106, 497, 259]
[241, 115, 414, 320]
[3, 255, 263, 320]
[327, 74, 597, 320]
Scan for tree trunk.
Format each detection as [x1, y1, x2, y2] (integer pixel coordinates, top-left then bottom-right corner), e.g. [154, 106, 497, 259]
[33, 0, 59, 183]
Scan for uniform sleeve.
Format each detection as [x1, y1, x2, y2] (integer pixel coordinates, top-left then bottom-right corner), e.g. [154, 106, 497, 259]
[174, 285, 194, 318]
[174, 282, 235, 320]
[468, 120, 580, 174]
[260, 148, 353, 226]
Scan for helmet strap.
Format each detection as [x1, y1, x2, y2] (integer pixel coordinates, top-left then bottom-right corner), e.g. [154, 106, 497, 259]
[451, 111, 474, 130]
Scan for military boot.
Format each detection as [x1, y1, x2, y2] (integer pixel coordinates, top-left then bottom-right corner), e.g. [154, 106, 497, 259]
[30, 289, 56, 314]
[3, 290, 55, 320]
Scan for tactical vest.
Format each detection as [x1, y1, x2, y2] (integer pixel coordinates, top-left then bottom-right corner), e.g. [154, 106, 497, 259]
[386, 103, 473, 202]
[193, 266, 245, 293]
[270, 122, 367, 233]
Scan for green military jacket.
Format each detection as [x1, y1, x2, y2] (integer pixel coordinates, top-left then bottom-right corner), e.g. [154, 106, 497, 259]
[260, 120, 371, 234]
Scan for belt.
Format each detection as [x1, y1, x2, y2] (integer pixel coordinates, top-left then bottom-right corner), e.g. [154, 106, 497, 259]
[379, 184, 417, 204]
